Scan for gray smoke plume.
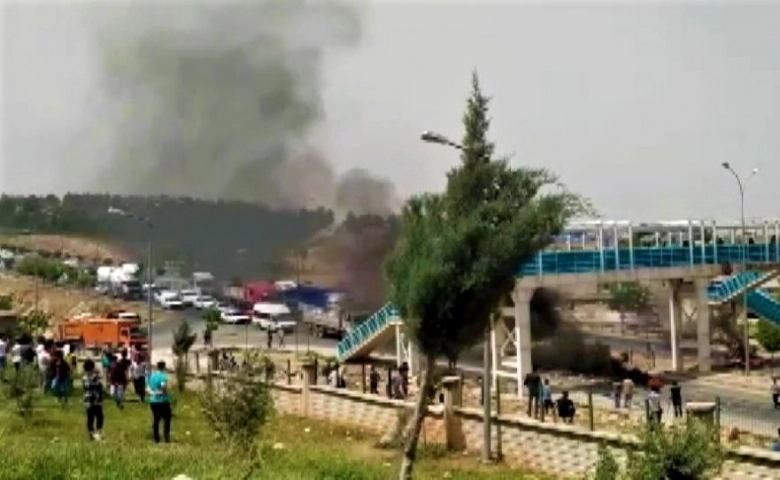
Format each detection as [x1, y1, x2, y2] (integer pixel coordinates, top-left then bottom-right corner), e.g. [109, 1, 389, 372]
[85, 1, 396, 214]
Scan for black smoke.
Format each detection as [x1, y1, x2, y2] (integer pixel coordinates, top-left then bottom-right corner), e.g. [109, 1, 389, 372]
[88, 1, 395, 215]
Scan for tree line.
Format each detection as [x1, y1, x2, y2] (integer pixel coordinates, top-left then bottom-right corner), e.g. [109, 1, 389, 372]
[0, 193, 345, 281]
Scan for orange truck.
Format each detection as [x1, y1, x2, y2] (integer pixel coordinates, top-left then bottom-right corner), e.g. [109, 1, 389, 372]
[56, 317, 148, 350]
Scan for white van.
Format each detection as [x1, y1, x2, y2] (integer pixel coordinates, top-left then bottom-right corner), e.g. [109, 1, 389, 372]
[252, 302, 296, 332]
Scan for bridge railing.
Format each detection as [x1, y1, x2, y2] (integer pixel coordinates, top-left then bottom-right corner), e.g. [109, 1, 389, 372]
[519, 244, 780, 276]
[707, 271, 766, 302]
[336, 303, 399, 360]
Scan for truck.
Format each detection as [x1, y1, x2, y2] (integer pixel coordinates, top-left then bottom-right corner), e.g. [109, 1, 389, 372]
[192, 271, 216, 296]
[284, 285, 357, 339]
[56, 316, 148, 350]
[97, 264, 143, 300]
[223, 281, 278, 306]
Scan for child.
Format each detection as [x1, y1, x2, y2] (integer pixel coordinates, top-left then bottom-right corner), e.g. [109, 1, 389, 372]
[82, 359, 104, 441]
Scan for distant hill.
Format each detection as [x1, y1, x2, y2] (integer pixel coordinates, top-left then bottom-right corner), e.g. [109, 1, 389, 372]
[0, 194, 334, 281]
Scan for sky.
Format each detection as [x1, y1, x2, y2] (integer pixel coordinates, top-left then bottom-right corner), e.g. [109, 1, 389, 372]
[2, 1, 779, 223]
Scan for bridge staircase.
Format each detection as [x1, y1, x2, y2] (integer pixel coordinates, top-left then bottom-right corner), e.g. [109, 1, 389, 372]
[707, 270, 780, 326]
[336, 303, 402, 362]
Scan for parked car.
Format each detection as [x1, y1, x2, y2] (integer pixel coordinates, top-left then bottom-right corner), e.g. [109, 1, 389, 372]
[220, 308, 250, 325]
[193, 295, 217, 310]
[156, 291, 184, 310]
[179, 289, 200, 307]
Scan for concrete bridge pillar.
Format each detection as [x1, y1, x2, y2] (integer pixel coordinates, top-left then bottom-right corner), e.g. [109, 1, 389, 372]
[665, 280, 684, 372]
[490, 313, 508, 391]
[512, 288, 533, 398]
[694, 278, 712, 373]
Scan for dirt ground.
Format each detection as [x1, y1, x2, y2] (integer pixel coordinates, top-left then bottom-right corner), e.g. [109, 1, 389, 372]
[0, 273, 177, 324]
[0, 234, 132, 263]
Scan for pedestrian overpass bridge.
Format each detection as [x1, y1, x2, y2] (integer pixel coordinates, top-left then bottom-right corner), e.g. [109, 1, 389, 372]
[335, 219, 780, 394]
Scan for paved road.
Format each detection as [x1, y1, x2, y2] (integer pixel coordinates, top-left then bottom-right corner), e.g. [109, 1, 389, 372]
[150, 311, 780, 436]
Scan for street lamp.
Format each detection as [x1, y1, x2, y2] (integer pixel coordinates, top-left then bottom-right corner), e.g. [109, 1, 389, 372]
[422, 128, 493, 462]
[421, 130, 464, 150]
[720, 163, 759, 375]
[108, 206, 154, 362]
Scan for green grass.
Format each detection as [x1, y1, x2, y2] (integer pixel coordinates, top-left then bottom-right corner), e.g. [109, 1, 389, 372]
[0, 388, 554, 480]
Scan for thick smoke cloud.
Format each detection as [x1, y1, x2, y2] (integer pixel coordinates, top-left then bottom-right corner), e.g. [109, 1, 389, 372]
[87, 1, 396, 214]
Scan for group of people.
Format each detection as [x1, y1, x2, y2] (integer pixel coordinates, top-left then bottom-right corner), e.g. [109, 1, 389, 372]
[92, 346, 173, 443]
[0, 334, 78, 403]
[524, 370, 576, 423]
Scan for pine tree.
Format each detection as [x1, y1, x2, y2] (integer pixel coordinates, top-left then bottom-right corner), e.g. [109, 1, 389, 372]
[386, 72, 588, 480]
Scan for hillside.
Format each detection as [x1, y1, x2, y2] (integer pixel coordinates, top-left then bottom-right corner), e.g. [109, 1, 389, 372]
[0, 195, 400, 311]
[0, 273, 178, 324]
[0, 194, 334, 280]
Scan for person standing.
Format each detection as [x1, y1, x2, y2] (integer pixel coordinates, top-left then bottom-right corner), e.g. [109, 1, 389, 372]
[670, 381, 684, 418]
[368, 365, 380, 395]
[524, 369, 542, 418]
[36, 343, 52, 392]
[647, 386, 663, 424]
[771, 378, 780, 409]
[110, 351, 131, 409]
[10, 341, 22, 372]
[622, 377, 635, 409]
[82, 359, 104, 441]
[51, 350, 72, 404]
[131, 353, 148, 402]
[147, 360, 172, 443]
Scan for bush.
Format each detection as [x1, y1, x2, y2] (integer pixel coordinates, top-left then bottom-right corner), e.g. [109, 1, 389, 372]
[198, 366, 274, 455]
[592, 421, 724, 480]
[5, 364, 40, 418]
[0, 294, 14, 310]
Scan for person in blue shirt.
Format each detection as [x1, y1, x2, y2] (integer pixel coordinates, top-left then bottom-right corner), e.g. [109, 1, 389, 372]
[146, 360, 172, 443]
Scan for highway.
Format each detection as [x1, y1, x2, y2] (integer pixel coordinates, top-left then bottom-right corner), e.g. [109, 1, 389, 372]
[150, 311, 780, 437]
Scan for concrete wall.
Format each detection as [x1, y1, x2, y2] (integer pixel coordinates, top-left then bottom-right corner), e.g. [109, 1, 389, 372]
[263, 379, 780, 480]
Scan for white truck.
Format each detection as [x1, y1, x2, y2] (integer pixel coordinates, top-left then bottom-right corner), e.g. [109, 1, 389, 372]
[97, 264, 143, 300]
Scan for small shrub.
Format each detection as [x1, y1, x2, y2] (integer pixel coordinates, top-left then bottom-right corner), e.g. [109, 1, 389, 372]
[198, 367, 274, 455]
[0, 293, 14, 310]
[596, 420, 724, 480]
[5, 364, 40, 418]
[173, 355, 189, 393]
[628, 421, 724, 480]
[592, 445, 620, 480]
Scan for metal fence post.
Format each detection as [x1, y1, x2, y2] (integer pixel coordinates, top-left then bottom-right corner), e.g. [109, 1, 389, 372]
[587, 388, 595, 431]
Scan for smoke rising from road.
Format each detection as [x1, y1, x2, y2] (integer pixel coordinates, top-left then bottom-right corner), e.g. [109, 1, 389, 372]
[77, 2, 396, 214]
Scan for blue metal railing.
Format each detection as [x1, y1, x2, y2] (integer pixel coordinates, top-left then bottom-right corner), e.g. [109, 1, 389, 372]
[338, 244, 780, 360]
[746, 289, 780, 326]
[518, 243, 779, 276]
[336, 303, 399, 360]
[707, 271, 767, 302]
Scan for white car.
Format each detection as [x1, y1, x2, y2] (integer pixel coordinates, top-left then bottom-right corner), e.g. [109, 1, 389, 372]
[251, 302, 297, 332]
[156, 291, 184, 310]
[193, 295, 217, 310]
[179, 289, 200, 307]
[221, 308, 250, 325]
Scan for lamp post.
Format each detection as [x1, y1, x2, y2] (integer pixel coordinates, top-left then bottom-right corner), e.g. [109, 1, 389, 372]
[422, 129, 492, 463]
[108, 207, 154, 362]
[720, 163, 759, 375]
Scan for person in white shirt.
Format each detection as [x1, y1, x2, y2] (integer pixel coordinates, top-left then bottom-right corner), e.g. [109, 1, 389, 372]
[11, 342, 22, 371]
[130, 354, 148, 402]
[37, 345, 52, 391]
[646, 387, 663, 424]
